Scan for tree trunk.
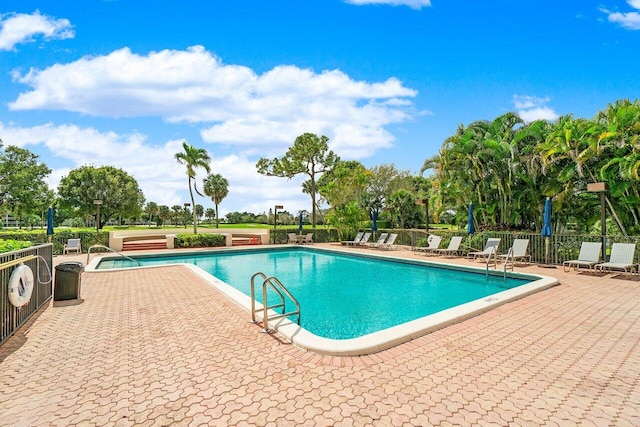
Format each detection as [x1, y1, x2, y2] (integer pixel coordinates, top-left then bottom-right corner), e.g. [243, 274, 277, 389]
[215, 203, 219, 228]
[310, 176, 317, 228]
[189, 177, 197, 234]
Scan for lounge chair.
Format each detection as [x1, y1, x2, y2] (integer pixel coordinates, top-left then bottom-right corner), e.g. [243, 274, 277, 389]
[373, 233, 398, 250]
[415, 235, 442, 255]
[357, 232, 372, 246]
[63, 238, 81, 255]
[498, 238, 531, 264]
[302, 233, 313, 244]
[563, 242, 602, 272]
[468, 238, 501, 260]
[287, 233, 299, 244]
[342, 231, 364, 246]
[345, 232, 370, 247]
[594, 243, 637, 274]
[433, 236, 464, 257]
[366, 233, 388, 248]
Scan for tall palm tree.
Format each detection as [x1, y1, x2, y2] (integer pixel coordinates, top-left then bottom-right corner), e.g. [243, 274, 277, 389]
[145, 202, 158, 227]
[175, 141, 211, 233]
[203, 173, 229, 228]
[158, 205, 171, 226]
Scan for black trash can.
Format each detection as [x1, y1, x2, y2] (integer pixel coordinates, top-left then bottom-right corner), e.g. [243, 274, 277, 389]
[54, 261, 84, 301]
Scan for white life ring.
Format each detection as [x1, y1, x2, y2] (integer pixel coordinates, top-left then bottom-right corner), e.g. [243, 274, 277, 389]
[8, 264, 34, 308]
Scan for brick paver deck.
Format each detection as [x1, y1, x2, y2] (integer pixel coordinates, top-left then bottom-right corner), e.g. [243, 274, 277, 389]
[1, 245, 639, 426]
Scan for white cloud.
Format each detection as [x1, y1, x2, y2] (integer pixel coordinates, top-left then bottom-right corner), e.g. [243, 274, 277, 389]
[9, 45, 417, 160]
[0, 10, 74, 51]
[601, 1, 640, 30]
[0, 122, 309, 213]
[345, 0, 431, 10]
[513, 95, 559, 123]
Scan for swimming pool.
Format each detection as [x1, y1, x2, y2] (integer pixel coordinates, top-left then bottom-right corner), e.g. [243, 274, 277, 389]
[90, 246, 557, 355]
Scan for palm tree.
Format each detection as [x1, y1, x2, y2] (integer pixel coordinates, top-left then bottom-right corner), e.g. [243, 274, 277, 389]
[174, 141, 211, 233]
[194, 204, 204, 226]
[205, 208, 215, 224]
[203, 173, 229, 228]
[145, 202, 158, 227]
[171, 205, 182, 226]
[158, 205, 171, 227]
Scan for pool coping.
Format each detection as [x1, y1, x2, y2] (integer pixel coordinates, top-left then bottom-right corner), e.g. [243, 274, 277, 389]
[85, 246, 559, 356]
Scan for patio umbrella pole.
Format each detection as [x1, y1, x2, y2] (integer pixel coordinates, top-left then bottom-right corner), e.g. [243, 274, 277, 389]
[538, 197, 556, 268]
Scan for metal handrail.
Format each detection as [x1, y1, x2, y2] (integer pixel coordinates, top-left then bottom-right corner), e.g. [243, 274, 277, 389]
[0, 255, 37, 272]
[87, 245, 141, 266]
[250, 272, 286, 324]
[250, 271, 300, 332]
[262, 276, 300, 332]
[503, 247, 514, 278]
[485, 246, 497, 276]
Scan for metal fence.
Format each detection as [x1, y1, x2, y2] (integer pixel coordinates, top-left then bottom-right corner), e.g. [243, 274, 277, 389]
[0, 231, 109, 255]
[1, 244, 53, 345]
[272, 228, 341, 244]
[408, 229, 639, 265]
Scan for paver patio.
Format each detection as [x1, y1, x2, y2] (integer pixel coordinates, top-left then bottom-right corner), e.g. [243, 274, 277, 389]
[1, 244, 639, 426]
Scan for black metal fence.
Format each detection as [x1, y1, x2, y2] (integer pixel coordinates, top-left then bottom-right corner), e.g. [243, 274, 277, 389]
[1, 244, 53, 345]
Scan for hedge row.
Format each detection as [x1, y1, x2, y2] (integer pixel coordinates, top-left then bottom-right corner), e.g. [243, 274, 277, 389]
[174, 233, 225, 248]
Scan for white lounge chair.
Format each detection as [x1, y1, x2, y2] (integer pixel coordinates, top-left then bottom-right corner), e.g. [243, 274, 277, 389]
[367, 233, 388, 248]
[287, 233, 298, 244]
[63, 238, 81, 255]
[468, 238, 501, 260]
[498, 238, 531, 264]
[356, 232, 372, 246]
[302, 233, 313, 244]
[433, 236, 464, 257]
[594, 243, 637, 274]
[342, 231, 364, 246]
[563, 242, 602, 272]
[415, 235, 442, 255]
[373, 233, 398, 250]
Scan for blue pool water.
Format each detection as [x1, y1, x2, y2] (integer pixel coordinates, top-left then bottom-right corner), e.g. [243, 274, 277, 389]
[97, 248, 529, 340]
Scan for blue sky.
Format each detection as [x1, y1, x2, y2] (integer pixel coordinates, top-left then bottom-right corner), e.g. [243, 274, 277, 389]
[1, 0, 639, 217]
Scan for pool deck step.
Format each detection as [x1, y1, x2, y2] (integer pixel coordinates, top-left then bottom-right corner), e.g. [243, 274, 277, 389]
[232, 237, 262, 246]
[122, 239, 167, 251]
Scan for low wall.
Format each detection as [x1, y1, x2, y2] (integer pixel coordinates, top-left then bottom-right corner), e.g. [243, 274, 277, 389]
[109, 228, 271, 251]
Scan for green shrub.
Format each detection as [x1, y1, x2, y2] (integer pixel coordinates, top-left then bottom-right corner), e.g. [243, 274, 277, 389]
[175, 233, 225, 248]
[0, 239, 33, 253]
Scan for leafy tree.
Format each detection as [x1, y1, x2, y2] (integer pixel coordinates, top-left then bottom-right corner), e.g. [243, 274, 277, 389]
[226, 211, 242, 224]
[361, 164, 412, 226]
[325, 201, 367, 240]
[256, 133, 339, 227]
[175, 141, 211, 234]
[0, 145, 52, 228]
[203, 173, 229, 228]
[389, 189, 421, 229]
[57, 165, 145, 229]
[318, 160, 370, 208]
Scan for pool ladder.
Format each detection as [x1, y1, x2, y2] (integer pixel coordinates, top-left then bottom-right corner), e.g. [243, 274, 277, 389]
[502, 247, 515, 274]
[250, 272, 300, 333]
[485, 246, 497, 277]
[484, 246, 513, 280]
[87, 245, 141, 267]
